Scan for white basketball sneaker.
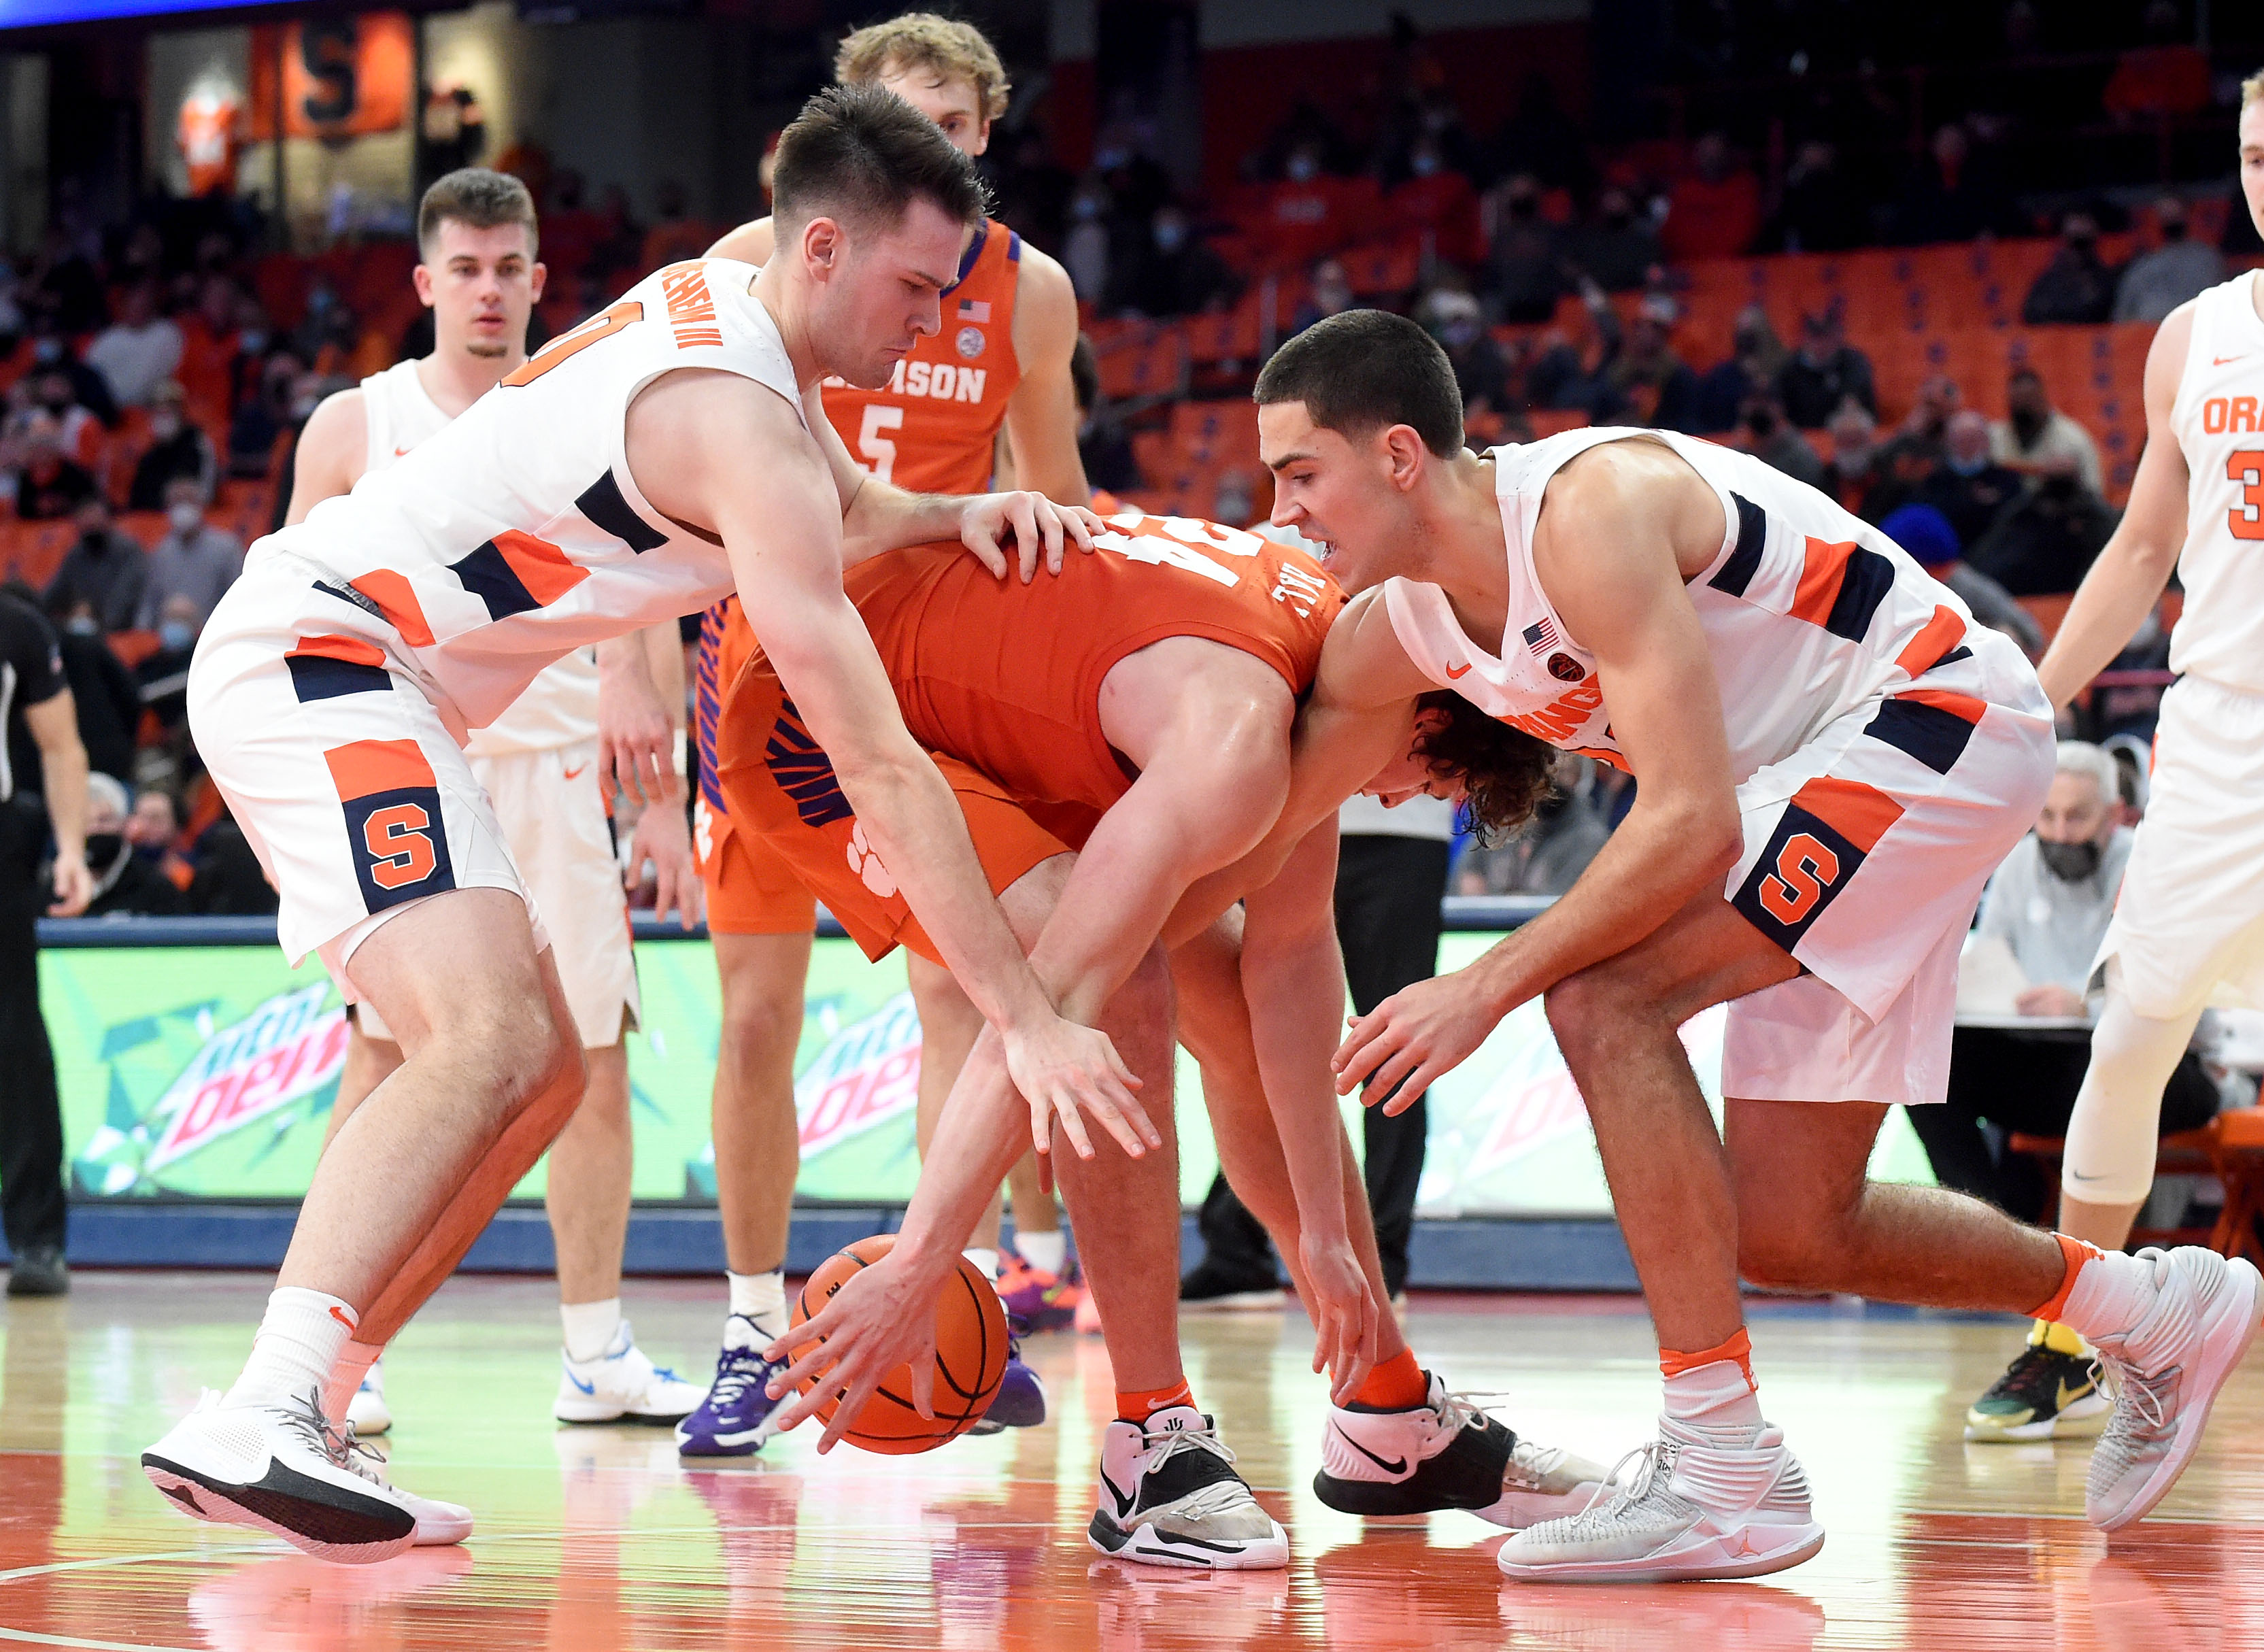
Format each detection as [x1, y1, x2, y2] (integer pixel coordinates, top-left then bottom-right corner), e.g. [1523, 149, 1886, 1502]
[1313, 1372, 1610, 1529]
[346, 1359, 391, 1437]
[554, 1319, 707, 1425]
[1088, 1406, 1289, 1570]
[2084, 1246, 2263, 1531]
[336, 1422, 473, 1547]
[142, 1388, 418, 1564]
[1497, 1419, 1825, 1583]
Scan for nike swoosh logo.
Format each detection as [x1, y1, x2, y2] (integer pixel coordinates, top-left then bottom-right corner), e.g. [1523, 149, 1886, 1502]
[2214, 356, 2245, 367]
[2068, 1170, 2107, 1182]
[1338, 1431, 1408, 1477]
[2059, 1378, 2094, 1409]
[1101, 1468, 1138, 1518]
[565, 1369, 596, 1395]
[328, 1305, 358, 1331]
[394, 445, 412, 456]
[562, 764, 588, 780]
[1444, 662, 1473, 679]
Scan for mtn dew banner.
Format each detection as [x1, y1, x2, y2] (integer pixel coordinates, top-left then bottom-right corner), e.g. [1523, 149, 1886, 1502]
[41, 929, 1929, 1213]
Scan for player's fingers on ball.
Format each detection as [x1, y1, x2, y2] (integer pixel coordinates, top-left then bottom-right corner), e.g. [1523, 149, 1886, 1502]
[909, 1355, 938, 1421]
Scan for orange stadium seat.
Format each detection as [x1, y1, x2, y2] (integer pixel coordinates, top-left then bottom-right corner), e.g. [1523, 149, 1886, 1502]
[1094, 323, 1186, 403]
[1, 520, 78, 592]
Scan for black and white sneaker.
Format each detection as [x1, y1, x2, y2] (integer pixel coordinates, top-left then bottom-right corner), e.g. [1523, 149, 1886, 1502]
[1088, 1406, 1289, 1570]
[143, 1388, 417, 1564]
[1314, 1372, 1610, 1528]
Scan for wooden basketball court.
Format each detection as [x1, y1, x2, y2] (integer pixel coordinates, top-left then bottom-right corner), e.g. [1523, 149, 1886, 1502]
[4, 1270, 2259, 1649]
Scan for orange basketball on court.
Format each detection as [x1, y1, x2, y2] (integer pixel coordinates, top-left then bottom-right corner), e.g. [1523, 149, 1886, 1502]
[788, 1234, 1008, 1453]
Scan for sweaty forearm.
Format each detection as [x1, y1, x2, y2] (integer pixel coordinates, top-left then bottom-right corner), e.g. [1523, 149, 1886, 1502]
[2035, 531, 2179, 709]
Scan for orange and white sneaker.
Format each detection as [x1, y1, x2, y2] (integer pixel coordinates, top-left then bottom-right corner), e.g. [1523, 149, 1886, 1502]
[1496, 1419, 1823, 1583]
[997, 1255, 1083, 1332]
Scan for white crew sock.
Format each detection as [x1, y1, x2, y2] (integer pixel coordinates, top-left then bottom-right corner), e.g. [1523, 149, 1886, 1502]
[321, 1338, 385, 1425]
[560, 1297, 624, 1364]
[1014, 1228, 1067, 1277]
[2057, 1249, 2158, 1349]
[963, 1248, 1000, 1281]
[1662, 1357, 1765, 1448]
[726, 1269, 788, 1342]
[225, 1287, 360, 1410]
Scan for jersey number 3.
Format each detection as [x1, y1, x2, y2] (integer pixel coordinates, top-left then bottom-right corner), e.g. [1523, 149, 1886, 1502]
[2228, 450, 2264, 542]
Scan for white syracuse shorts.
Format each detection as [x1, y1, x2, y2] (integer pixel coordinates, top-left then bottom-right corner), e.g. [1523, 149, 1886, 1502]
[2095, 673, 2264, 1021]
[1718, 633, 2055, 1109]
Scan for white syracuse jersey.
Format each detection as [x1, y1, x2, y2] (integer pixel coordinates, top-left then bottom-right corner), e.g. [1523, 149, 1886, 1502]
[252, 257, 799, 737]
[354, 357, 599, 756]
[1385, 428, 1995, 783]
[2167, 269, 2264, 694]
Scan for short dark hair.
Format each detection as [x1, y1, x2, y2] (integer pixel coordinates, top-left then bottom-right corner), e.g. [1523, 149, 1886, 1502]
[772, 82, 990, 237]
[1413, 691, 1557, 843]
[1255, 309, 1464, 458]
[418, 168, 538, 260]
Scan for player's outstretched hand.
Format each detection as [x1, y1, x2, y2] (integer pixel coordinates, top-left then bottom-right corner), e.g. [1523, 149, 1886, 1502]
[627, 800, 704, 930]
[1004, 1014, 1155, 1162]
[1300, 1232, 1381, 1406]
[762, 1255, 941, 1455]
[959, 492, 1101, 584]
[1333, 972, 1497, 1115]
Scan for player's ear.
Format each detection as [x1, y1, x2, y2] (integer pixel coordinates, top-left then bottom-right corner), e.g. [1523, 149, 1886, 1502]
[529, 261, 548, 305]
[801, 215, 845, 277]
[411, 263, 436, 309]
[1381, 423, 1429, 492]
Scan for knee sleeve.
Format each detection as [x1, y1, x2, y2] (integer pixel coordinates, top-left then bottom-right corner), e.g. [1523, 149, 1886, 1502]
[2061, 969, 2204, 1207]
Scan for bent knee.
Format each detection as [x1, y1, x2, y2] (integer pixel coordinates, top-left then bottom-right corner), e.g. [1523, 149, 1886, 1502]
[1543, 964, 1651, 1061]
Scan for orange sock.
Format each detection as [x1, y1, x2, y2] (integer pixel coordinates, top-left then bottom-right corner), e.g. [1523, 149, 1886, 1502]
[1117, 1378, 1194, 1423]
[2025, 1233, 2104, 1324]
[1659, 1327, 1756, 1392]
[1352, 1349, 1427, 1410]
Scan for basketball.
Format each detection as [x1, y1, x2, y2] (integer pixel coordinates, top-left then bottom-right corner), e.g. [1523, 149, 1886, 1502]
[788, 1234, 1009, 1453]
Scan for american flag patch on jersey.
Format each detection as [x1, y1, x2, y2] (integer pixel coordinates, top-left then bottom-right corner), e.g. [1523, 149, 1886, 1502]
[958, 299, 991, 322]
[1522, 617, 1559, 654]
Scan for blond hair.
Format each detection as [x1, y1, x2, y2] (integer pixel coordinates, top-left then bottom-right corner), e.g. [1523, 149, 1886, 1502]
[835, 13, 1009, 123]
[2245, 68, 2264, 109]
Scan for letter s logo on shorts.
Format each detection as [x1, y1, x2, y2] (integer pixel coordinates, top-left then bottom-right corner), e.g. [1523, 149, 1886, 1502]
[1730, 777, 1904, 951]
[324, 739, 459, 915]
[1756, 832, 1838, 926]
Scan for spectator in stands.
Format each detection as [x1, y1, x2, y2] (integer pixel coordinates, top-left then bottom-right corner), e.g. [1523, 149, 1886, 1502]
[135, 477, 241, 632]
[44, 496, 144, 632]
[84, 283, 182, 410]
[1909, 741, 2221, 1226]
[10, 413, 97, 521]
[1991, 367, 2106, 498]
[1108, 205, 1238, 319]
[41, 595, 138, 785]
[124, 785, 192, 894]
[1876, 501, 2044, 655]
[2114, 197, 2225, 322]
[1920, 410, 2025, 548]
[23, 319, 116, 428]
[1455, 754, 1611, 896]
[1290, 258, 1357, 336]
[30, 369, 103, 469]
[2101, 1, 2212, 126]
[1385, 136, 1483, 268]
[226, 352, 298, 481]
[134, 594, 198, 737]
[1608, 297, 1698, 433]
[1895, 121, 2014, 245]
[1484, 173, 1568, 324]
[1525, 286, 1623, 419]
[1775, 309, 1877, 429]
[187, 803, 277, 917]
[2023, 212, 2121, 326]
[1967, 471, 2116, 596]
[26, 225, 103, 335]
[1824, 401, 1885, 516]
[1693, 304, 1783, 435]
[173, 275, 240, 428]
[1062, 182, 1112, 304]
[1772, 139, 1868, 253]
[1740, 390, 1826, 489]
[1564, 186, 1660, 292]
[1424, 290, 1513, 422]
[78, 773, 184, 918]
[1660, 131, 1761, 260]
[128, 382, 217, 511]
[1068, 336, 1136, 498]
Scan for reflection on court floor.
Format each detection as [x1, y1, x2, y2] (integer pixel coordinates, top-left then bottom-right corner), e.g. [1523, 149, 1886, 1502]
[3, 1272, 2259, 1649]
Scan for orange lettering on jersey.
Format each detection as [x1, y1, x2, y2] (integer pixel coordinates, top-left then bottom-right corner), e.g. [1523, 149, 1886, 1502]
[660, 261, 722, 350]
[1502, 679, 1606, 743]
[2206, 397, 2229, 435]
[2233, 396, 2260, 434]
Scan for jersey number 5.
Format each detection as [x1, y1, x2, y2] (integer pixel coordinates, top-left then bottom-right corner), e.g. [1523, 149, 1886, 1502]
[503, 301, 645, 388]
[2228, 450, 2264, 542]
[857, 405, 902, 483]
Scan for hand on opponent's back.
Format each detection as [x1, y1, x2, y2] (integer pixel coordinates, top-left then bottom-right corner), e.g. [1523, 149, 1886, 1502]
[958, 492, 1102, 584]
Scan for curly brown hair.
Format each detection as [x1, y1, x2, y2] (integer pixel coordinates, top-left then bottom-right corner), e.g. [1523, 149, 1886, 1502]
[1410, 691, 1559, 845]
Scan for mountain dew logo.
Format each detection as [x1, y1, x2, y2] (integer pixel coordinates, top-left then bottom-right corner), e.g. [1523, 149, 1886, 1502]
[146, 984, 350, 1173]
[794, 990, 922, 1158]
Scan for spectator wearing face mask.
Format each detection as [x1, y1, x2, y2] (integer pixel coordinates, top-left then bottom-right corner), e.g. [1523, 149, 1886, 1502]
[228, 351, 302, 480]
[1990, 367, 2105, 499]
[1061, 181, 1113, 306]
[1909, 742, 2223, 1226]
[1565, 185, 1661, 293]
[75, 773, 184, 917]
[39, 594, 139, 785]
[10, 411, 97, 521]
[135, 478, 241, 633]
[134, 594, 201, 737]
[1919, 409, 2025, 547]
[1876, 502, 2044, 655]
[1425, 290, 1512, 420]
[1774, 309, 1877, 429]
[21, 321, 118, 428]
[28, 369, 103, 469]
[1823, 401, 1884, 516]
[2023, 212, 2121, 326]
[1290, 257, 1357, 335]
[1108, 204, 1239, 319]
[1967, 469, 2117, 597]
[1608, 297, 1698, 433]
[43, 496, 145, 631]
[127, 381, 218, 511]
[1485, 172, 1568, 324]
[2114, 197, 2226, 324]
[1693, 305, 1785, 436]
[1738, 391, 1825, 489]
[84, 283, 183, 409]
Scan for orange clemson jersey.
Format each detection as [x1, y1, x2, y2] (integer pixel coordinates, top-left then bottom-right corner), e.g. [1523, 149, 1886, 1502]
[718, 513, 1345, 847]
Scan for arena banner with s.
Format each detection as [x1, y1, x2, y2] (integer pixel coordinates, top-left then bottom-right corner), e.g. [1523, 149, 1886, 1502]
[43, 933, 1932, 1213]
